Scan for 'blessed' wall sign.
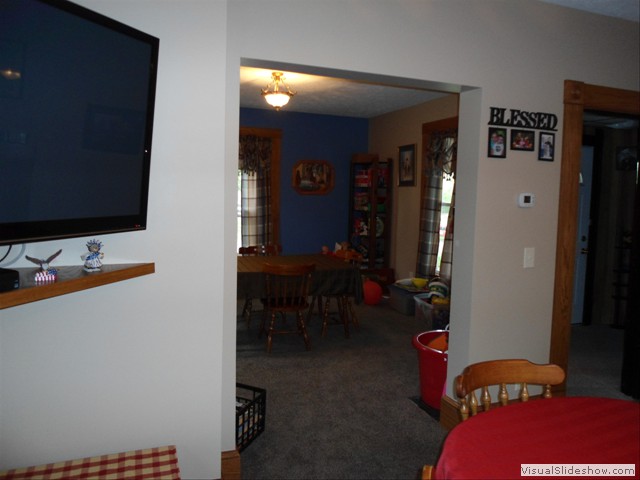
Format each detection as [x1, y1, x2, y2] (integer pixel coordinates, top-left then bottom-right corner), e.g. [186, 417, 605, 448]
[489, 107, 558, 131]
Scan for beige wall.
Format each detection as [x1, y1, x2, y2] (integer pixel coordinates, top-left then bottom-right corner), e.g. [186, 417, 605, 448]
[1, 1, 637, 478]
[225, 0, 638, 443]
[369, 95, 460, 280]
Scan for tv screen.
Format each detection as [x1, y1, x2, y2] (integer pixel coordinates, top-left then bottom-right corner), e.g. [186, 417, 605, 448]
[0, 0, 159, 246]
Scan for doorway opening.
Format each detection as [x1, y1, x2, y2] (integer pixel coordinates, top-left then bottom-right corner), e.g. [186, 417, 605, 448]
[568, 111, 639, 398]
[551, 80, 640, 399]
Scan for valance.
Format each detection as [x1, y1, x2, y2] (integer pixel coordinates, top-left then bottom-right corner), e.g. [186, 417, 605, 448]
[425, 129, 457, 180]
[239, 135, 272, 175]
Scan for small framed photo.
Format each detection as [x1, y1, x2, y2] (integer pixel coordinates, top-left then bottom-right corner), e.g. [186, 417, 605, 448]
[510, 129, 535, 151]
[398, 144, 416, 186]
[488, 127, 507, 158]
[538, 132, 555, 161]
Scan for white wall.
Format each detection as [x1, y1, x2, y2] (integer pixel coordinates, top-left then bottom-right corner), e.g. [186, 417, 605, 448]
[1, 1, 638, 478]
[0, 1, 228, 479]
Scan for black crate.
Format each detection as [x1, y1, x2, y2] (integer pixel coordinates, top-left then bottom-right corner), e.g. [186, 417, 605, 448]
[236, 383, 266, 451]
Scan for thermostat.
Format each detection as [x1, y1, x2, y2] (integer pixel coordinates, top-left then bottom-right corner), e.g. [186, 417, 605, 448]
[518, 192, 535, 208]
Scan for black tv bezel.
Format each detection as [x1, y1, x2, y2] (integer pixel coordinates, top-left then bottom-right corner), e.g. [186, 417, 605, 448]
[0, 0, 159, 247]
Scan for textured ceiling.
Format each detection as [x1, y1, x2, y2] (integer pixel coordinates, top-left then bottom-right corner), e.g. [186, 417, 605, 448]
[240, 0, 638, 118]
[240, 67, 449, 119]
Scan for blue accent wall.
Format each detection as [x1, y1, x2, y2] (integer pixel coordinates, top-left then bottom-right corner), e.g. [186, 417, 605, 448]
[240, 108, 369, 254]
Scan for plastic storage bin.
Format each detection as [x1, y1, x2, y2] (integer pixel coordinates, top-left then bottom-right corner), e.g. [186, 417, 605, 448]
[412, 330, 448, 410]
[388, 283, 420, 315]
[414, 294, 450, 330]
[236, 383, 266, 451]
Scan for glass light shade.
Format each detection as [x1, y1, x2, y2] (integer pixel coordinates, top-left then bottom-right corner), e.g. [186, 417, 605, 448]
[261, 72, 295, 110]
[264, 92, 291, 109]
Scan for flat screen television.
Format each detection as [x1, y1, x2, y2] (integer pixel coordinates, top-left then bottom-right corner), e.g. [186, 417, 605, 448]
[0, 0, 159, 246]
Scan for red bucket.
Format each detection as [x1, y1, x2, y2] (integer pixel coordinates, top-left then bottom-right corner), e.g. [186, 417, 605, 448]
[412, 330, 448, 409]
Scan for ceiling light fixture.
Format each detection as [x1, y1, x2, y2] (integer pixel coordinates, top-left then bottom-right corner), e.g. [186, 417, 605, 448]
[261, 71, 295, 111]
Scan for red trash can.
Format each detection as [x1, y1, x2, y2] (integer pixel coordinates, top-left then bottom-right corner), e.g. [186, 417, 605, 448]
[412, 330, 448, 409]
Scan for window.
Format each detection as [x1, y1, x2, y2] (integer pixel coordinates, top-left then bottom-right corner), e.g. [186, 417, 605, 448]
[437, 176, 455, 273]
[237, 128, 281, 250]
[416, 117, 458, 281]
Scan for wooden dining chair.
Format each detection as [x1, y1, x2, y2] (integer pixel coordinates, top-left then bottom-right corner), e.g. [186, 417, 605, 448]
[318, 249, 363, 338]
[238, 244, 282, 328]
[239, 244, 282, 256]
[260, 263, 315, 353]
[420, 465, 434, 480]
[455, 358, 566, 421]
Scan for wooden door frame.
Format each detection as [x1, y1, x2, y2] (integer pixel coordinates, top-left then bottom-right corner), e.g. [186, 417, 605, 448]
[549, 80, 640, 391]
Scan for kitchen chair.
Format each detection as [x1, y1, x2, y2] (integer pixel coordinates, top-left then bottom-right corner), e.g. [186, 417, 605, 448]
[319, 249, 363, 338]
[455, 358, 565, 421]
[239, 244, 282, 256]
[238, 244, 282, 328]
[420, 465, 433, 480]
[260, 263, 315, 353]
[419, 359, 564, 477]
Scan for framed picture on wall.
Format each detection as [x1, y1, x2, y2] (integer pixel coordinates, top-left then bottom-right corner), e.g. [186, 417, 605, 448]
[488, 127, 507, 158]
[398, 144, 416, 186]
[292, 159, 335, 195]
[510, 129, 535, 151]
[538, 132, 555, 161]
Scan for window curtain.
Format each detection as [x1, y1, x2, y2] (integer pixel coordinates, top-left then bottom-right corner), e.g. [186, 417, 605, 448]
[416, 130, 457, 281]
[239, 135, 272, 247]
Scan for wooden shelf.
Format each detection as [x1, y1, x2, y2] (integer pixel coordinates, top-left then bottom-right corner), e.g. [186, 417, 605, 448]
[0, 263, 155, 310]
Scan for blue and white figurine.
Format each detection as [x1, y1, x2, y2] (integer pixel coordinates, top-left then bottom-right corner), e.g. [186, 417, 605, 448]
[81, 239, 104, 272]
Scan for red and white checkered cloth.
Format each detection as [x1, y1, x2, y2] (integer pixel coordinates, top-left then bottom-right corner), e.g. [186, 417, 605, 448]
[0, 445, 181, 480]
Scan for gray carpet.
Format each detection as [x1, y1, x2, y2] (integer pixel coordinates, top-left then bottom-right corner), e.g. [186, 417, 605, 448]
[236, 298, 446, 480]
[236, 299, 632, 480]
[567, 323, 633, 400]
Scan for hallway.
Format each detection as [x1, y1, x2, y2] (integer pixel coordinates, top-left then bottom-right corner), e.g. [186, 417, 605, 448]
[567, 324, 634, 400]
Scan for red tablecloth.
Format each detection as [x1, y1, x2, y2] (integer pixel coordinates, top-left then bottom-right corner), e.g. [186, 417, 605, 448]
[433, 397, 639, 479]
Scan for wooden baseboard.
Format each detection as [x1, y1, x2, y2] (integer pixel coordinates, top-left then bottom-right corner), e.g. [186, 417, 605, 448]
[221, 449, 241, 480]
[439, 395, 460, 430]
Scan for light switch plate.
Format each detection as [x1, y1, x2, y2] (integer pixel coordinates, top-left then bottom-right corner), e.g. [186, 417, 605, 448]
[524, 247, 535, 268]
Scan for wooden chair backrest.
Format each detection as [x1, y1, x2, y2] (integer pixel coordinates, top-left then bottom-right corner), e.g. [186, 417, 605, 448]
[455, 359, 565, 421]
[263, 263, 315, 310]
[239, 244, 282, 256]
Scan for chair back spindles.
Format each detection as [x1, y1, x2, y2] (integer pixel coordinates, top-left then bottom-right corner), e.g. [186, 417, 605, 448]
[261, 263, 315, 353]
[520, 383, 530, 402]
[316, 249, 363, 339]
[459, 398, 470, 421]
[238, 244, 282, 328]
[455, 359, 565, 421]
[239, 244, 282, 256]
[498, 383, 509, 406]
[481, 386, 491, 412]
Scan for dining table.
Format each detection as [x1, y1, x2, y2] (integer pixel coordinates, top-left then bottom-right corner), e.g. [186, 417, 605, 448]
[237, 253, 363, 303]
[432, 396, 640, 480]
